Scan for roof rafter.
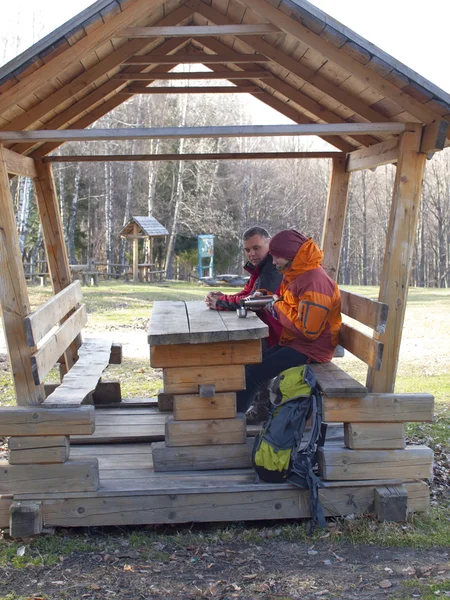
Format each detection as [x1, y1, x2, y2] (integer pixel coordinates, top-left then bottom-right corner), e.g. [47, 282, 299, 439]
[188, 0, 392, 127]
[121, 52, 270, 64]
[234, 0, 446, 124]
[193, 37, 378, 147]
[0, 0, 170, 117]
[1, 4, 194, 133]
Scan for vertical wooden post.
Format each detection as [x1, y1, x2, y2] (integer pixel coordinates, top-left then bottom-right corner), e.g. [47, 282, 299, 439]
[321, 156, 351, 280]
[33, 159, 79, 369]
[0, 146, 43, 405]
[148, 236, 153, 282]
[133, 224, 139, 283]
[367, 125, 427, 393]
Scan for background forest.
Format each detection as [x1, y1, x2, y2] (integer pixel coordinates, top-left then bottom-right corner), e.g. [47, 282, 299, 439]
[9, 87, 450, 288]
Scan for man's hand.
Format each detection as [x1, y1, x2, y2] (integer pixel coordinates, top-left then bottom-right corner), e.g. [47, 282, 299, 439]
[204, 290, 223, 309]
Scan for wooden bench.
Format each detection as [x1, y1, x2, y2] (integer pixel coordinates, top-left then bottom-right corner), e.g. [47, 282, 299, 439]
[310, 289, 434, 515]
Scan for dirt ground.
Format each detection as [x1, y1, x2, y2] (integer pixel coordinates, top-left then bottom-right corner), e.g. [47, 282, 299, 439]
[0, 527, 449, 600]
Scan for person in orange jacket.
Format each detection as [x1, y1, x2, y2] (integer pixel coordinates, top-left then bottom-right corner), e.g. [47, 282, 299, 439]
[236, 229, 341, 414]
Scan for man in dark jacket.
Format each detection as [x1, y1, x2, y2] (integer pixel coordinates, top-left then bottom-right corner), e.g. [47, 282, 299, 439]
[204, 226, 282, 423]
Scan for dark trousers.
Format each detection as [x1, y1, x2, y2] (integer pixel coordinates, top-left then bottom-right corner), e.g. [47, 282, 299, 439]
[236, 344, 310, 413]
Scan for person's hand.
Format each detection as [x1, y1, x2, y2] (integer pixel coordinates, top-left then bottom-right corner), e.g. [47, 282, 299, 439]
[204, 290, 222, 305]
[251, 291, 263, 298]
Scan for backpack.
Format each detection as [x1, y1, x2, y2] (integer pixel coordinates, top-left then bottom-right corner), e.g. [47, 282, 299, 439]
[251, 364, 327, 531]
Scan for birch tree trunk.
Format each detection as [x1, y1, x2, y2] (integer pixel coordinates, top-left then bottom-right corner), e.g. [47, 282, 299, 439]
[104, 161, 113, 275]
[67, 163, 81, 264]
[17, 176, 32, 256]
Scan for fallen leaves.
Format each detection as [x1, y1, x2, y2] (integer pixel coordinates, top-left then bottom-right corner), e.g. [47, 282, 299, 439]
[378, 579, 393, 589]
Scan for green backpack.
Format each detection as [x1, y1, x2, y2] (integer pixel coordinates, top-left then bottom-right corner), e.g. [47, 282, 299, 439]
[251, 364, 327, 530]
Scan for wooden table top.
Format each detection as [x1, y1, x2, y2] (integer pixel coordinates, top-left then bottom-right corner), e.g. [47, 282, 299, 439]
[148, 300, 268, 346]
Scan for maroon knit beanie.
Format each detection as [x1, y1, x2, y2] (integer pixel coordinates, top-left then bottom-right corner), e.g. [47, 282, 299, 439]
[269, 229, 309, 260]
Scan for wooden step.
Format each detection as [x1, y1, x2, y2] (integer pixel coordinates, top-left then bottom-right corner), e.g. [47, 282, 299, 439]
[8, 436, 70, 464]
[152, 439, 253, 471]
[0, 406, 95, 436]
[318, 445, 433, 481]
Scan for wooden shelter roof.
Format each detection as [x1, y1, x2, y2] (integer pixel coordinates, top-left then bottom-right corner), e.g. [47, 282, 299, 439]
[0, 0, 449, 157]
[119, 215, 169, 237]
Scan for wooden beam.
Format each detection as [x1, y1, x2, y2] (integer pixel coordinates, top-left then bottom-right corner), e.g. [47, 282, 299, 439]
[233, 0, 444, 124]
[321, 156, 350, 279]
[122, 52, 270, 64]
[346, 138, 399, 172]
[0, 406, 95, 436]
[339, 323, 384, 370]
[114, 70, 274, 80]
[44, 151, 342, 163]
[123, 85, 265, 94]
[0, 124, 406, 145]
[340, 289, 388, 333]
[367, 125, 427, 393]
[0, 0, 169, 117]
[189, 1, 392, 126]
[33, 160, 81, 369]
[118, 24, 280, 37]
[196, 36, 378, 148]
[3, 148, 37, 178]
[1, 5, 194, 135]
[420, 120, 450, 155]
[0, 146, 44, 406]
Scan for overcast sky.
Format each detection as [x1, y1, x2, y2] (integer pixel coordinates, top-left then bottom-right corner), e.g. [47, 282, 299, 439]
[1, 0, 448, 93]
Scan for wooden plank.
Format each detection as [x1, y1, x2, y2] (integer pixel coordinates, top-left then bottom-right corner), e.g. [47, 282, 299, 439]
[8, 436, 70, 464]
[367, 126, 427, 393]
[92, 381, 122, 405]
[148, 301, 190, 345]
[163, 364, 246, 394]
[321, 156, 350, 280]
[0, 498, 12, 529]
[184, 301, 229, 343]
[43, 338, 113, 408]
[114, 70, 274, 80]
[37, 481, 427, 528]
[45, 151, 343, 163]
[339, 322, 384, 370]
[310, 362, 368, 396]
[219, 310, 268, 341]
[346, 138, 400, 172]
[405, 481, 430, 514]
[118, 24, 281, 36]
[165, 414, 246, 446]
[0, 146, 43, 406]
[0, 406, 95, 436]
[3, 148, 37, 179]
[374, 485, 408, 522]
[24, 281, 83, 347]
[31, 304, 88, 385]
[420, 120, 449, 154]
[150, 339, 261, 368]
[173, 393, 236, 420]
[0, 0, 169, 117]
[340, 289, 388, 333]
[122, 52, 270, 64]
[0, 123, 407, 144]
[344, 423, 405, 450]
[109, 342, 122, 365]
[318, 445, 433, 481]
[0, 459, 100, 493]
[323, 393, 434, 423]
[152, 439, 252, 471]
[124, 85, 265, 94]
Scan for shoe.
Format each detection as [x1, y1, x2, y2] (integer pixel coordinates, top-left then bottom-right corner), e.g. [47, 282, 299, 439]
[245, 403, 269, 425]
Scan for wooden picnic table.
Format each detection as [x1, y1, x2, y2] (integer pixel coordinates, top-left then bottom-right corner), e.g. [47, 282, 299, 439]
[147, 300, 268, 472]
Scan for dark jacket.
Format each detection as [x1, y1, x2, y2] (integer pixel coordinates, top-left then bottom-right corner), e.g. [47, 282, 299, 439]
[215, 254, 282, 310]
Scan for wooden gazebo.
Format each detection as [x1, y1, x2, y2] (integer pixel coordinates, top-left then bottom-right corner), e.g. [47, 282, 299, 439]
[119, 215, 168, 282]
[0, 0, 448, 535]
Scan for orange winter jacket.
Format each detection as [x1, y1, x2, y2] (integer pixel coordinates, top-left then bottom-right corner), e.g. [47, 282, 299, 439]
[273, 239, 341, 362]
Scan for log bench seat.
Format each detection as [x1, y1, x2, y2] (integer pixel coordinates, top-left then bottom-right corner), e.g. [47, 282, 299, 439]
[23, 280, 121, 408]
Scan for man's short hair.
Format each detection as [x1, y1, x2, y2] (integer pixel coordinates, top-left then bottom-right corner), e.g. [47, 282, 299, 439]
[243, 226, 270, 240]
